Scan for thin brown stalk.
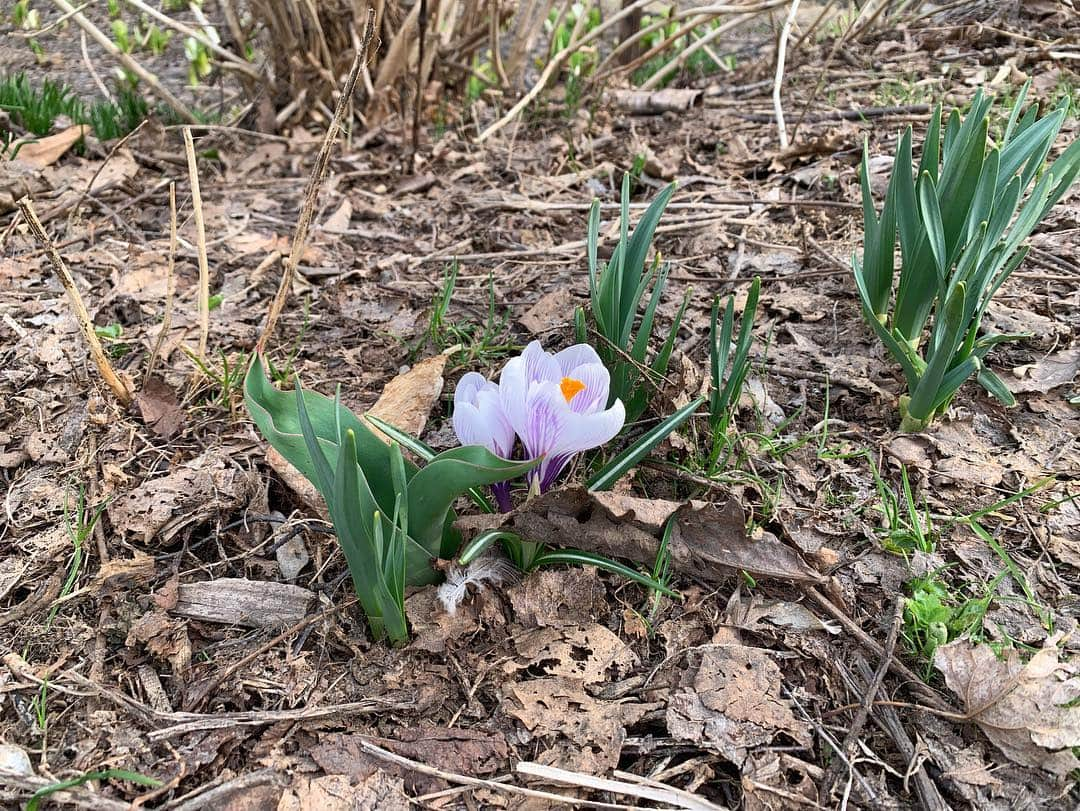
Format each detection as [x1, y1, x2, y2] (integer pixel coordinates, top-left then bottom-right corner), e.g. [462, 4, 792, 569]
[16, 197, 133, 407]
[50, 0, 198, 124]
[145, 183, 178, 383]
[182, 127, 211, 361]
[256, 7, 377, 354]
[410, 0, 429, 170]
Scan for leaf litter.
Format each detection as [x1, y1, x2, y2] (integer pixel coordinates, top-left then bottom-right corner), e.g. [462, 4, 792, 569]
[1, 4, 1079, 809]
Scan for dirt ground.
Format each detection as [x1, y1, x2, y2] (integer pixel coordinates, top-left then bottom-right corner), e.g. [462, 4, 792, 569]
[2, 2, 1080, 809]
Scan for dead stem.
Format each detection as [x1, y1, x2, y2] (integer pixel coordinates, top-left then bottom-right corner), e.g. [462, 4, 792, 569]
[255, 7, 377, 355]
[15, 197, 134, 408]
[145, 183, 178, 383]
[181, 128, 211, 361]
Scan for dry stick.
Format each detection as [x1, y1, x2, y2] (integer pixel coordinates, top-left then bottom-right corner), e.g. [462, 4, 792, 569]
[788, 0, 876, 143]
[120, 0, 261, 79]
[807, 587, 955, 713]
[477, 0, 652, 143]
[255, 9, 377, 355]
[409, 0, 429, 171]
[638, 2, 789, 90]
[145, 183, 178, 383]
[16, 197, 133, 407]
[790, 0, 837, 54]
[490, 0, 510, 88]
[596, 0, 782, 78]
[50, 0, 198, 124]
[181, 128, 211, 361]
[772, 0, 801, 149]
[517, 762, 725, 811]
[821, 599, 903, 798]
[69, 118, 148, 229]
[854, 659, 950, 811]
[477, 0, 591, 143]
[356, 739, 637, 809]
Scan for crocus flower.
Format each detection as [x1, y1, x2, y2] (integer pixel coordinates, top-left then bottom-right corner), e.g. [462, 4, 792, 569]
[453, 372, 516, 510]
[499, 341, 625, 492]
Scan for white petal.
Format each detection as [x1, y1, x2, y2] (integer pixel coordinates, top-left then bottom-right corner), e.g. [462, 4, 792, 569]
[521, 340, 560, 384]
[518, 381, 569, 460]
[455, 371, 492, 406]
[498, 355, 530, 439]
[550, 399, 626, 458]
[562, 362, 610, 414]
[452, 401, 495, 452]
[476, 388, 515, 457]
[554, 343, 602, 376]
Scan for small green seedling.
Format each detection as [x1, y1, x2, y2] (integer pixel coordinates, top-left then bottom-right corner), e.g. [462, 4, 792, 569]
[707, 275, 760, 472]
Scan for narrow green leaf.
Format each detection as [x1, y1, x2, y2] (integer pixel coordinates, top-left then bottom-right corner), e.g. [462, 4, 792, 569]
[907, 281, 968, 423]
[976, 367, 1016, 407]
[28, 771, 161, 811]
[1001, 79, 1031, 144]
[532, 548, 680, 597]
[458, 529, 520, 565]
[917, 105, 942, 180]
[917, 172, 947, 277]
[588, 396, 704, 492]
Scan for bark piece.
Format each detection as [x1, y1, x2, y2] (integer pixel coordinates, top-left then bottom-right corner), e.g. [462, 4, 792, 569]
[172, 578, 316, 628]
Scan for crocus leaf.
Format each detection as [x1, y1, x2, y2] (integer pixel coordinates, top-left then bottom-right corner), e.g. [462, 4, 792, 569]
[531, 548, 679, 597]
[365, 414, 496, 514]
[244, 355, 411, 514]
[588, 396, 704, 492]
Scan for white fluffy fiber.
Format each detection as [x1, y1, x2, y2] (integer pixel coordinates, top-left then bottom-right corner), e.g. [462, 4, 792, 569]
[437, 555, 519, 614]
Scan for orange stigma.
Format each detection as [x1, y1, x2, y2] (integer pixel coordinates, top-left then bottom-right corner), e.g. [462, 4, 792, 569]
[560, 377, 586, 403]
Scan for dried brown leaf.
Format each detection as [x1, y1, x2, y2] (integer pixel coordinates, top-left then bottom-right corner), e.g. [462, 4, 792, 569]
[13, 125, 88, 168]
[135, 376, 185, 439]
[666, 646, 812, 768]
[1010, 348, 1080, 394]
[458, 487, 824, 586]
[367, 353, 448, 443]
[508, 623, 639, 685]
[934, 638, 1080, 775]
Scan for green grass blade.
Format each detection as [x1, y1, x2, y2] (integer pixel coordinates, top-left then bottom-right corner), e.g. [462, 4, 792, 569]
[28, 770, 161, 811]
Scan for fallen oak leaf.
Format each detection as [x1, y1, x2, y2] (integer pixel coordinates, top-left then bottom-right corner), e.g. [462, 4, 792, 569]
[934, 637, 1080, 775]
